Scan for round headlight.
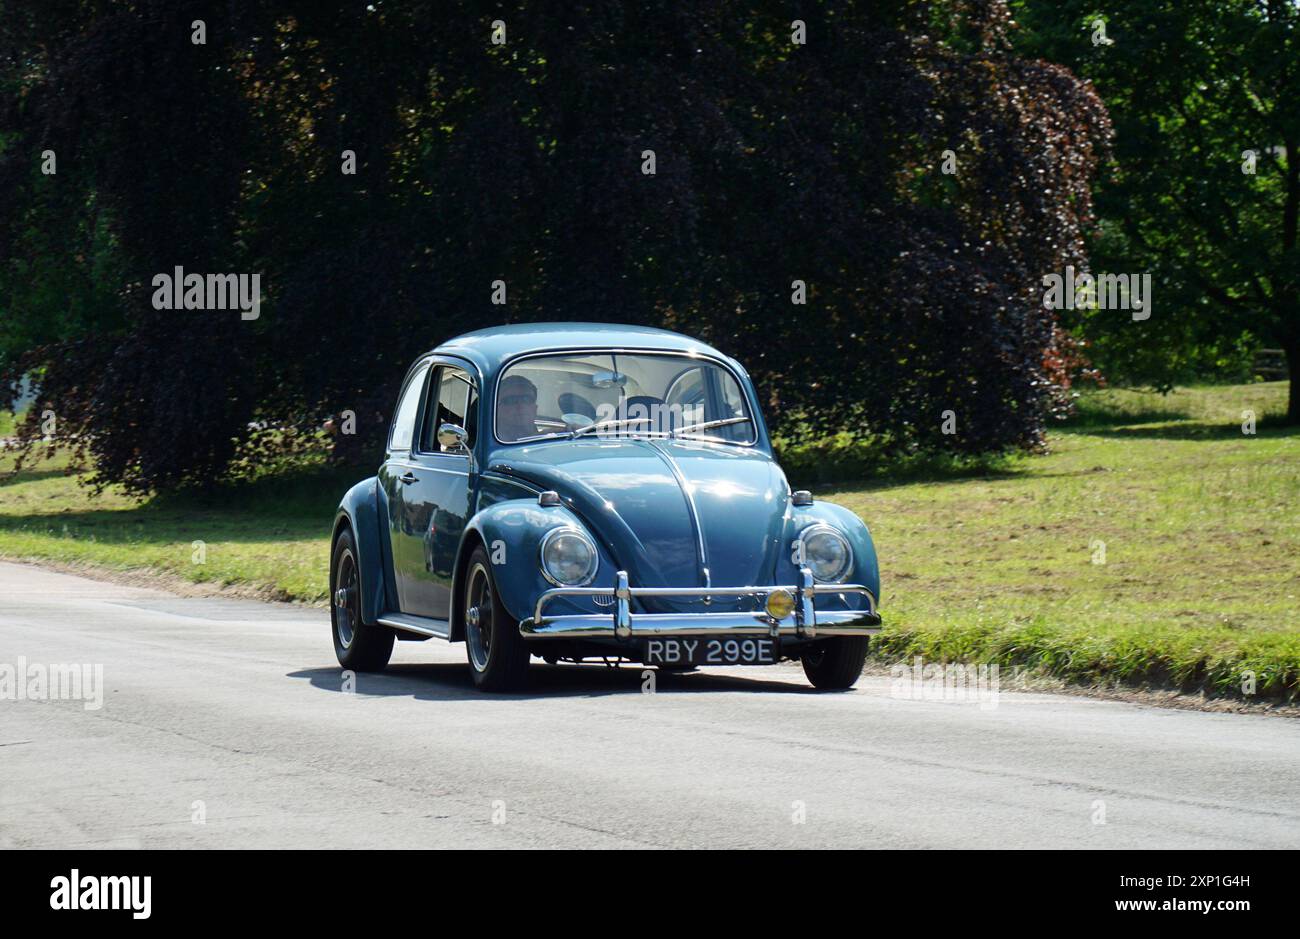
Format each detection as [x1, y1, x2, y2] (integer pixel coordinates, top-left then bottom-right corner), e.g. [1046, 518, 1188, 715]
[540, 527, 599, 586]
[799, 525, 853, 583]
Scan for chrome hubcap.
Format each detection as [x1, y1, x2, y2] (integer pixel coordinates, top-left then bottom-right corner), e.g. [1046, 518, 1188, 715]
[466, 565, 494, 672]
[333, 552, 358, 649]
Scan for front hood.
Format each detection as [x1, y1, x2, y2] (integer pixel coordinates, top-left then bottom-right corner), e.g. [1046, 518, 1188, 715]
[489, 438, 788, 590]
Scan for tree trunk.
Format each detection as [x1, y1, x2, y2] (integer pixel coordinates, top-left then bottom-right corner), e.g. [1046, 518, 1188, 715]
[1287, 338, 1300, 425]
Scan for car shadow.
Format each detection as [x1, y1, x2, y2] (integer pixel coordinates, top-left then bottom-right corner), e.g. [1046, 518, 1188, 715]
[288, 661, 822, 701]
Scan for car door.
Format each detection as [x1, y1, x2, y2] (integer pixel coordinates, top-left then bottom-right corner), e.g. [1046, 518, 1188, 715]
[384, 359, 478, 620]
[380, 358, 434, 616]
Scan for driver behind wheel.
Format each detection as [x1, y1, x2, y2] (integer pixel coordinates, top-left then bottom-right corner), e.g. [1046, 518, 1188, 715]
[497, 374, 540, 442]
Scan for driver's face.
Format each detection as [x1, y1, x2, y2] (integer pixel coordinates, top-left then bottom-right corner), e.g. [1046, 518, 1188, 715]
[499, 390, 538, 438]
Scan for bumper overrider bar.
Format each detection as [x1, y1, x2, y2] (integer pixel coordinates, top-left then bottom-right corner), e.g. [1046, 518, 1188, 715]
[519, 567, 881, 641]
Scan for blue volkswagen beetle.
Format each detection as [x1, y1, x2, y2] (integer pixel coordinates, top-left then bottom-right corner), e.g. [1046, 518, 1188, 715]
[330, 323, 881, 691]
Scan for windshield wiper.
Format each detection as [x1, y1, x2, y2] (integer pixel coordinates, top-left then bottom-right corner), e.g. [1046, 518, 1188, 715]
[670, 416, 751, 438]
[569, 415, 752, 441]
[569, 416, 656, 439]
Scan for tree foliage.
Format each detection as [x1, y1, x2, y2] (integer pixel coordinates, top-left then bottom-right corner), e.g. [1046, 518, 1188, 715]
[1013, 0, 1300, 418]
[0, 1, 1110, 493]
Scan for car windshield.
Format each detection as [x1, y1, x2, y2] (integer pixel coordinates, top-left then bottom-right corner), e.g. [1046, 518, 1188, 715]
[495, 352, 755, 445]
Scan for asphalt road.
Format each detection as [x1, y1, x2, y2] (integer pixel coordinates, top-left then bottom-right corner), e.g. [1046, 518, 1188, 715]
[1, 560, 1297, 849]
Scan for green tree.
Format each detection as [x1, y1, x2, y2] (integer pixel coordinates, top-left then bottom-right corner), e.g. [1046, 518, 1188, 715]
[1014, 0, 1300, 420]
[1, 1, 1110, 492]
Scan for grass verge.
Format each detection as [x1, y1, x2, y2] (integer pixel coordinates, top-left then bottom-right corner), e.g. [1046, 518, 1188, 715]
[0, 453, 353, 603]
[818, 382, 1298, 702]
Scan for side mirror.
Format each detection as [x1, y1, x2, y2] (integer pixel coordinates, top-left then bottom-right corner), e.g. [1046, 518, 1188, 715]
[437, 422, 470, 453]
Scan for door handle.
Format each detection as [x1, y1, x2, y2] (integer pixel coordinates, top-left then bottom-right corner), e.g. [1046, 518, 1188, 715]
[398, 472, 418, 485]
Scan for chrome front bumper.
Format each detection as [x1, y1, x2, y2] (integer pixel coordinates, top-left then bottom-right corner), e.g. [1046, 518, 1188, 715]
[518, 567, 881, 640]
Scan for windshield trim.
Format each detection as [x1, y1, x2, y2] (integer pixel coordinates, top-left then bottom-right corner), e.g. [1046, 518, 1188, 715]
[491, 347, 758, 448]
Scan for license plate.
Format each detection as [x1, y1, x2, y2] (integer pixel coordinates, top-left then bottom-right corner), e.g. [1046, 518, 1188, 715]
[644, 636, 778, 667]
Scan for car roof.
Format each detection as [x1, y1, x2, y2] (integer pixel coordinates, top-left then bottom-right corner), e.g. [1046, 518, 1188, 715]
[431, 322, 735, 376]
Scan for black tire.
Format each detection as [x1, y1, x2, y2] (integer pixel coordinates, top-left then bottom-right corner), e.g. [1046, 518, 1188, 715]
[801, 637, 870, 690]
[463, 545, 532, 691]
[331, 528, 394, 671]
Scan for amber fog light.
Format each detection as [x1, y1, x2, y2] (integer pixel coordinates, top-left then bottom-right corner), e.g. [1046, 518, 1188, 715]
[765, 589, 796, 620]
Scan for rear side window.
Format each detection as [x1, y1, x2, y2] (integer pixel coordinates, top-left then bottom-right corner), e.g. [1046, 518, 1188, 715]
[388, 362, 431, 451]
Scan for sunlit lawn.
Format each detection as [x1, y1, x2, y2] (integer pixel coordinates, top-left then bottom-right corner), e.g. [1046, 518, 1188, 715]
[0, 454, 347, 602]
[819, 383, 1299, 699]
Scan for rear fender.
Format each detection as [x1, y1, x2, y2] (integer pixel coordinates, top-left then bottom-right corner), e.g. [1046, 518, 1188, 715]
[333, 476, 390, 624]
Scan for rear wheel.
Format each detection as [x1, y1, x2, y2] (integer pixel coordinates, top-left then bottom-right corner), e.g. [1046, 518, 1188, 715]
[464, 546, 532, 691]
[331, 528, 394, 671]
[801, 637, 870, 690]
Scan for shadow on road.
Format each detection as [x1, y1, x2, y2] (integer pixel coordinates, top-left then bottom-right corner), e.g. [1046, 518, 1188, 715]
[288, 661, 822, 701]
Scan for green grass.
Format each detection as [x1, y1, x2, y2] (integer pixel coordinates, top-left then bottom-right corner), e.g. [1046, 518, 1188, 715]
[819, 382, 1299, 701]
[0, 452, 355, 602]
[1, 381, 1297, 701]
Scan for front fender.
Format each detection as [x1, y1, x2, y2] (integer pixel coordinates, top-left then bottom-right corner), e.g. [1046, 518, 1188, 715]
[333, 476, 389, 625]
[779, 500, 881, 611]
[458, 498, 616, 630]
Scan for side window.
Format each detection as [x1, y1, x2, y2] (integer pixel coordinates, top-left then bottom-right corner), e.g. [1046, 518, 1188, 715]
[388, 362, 430, 452]
[422, 365, 478, 453]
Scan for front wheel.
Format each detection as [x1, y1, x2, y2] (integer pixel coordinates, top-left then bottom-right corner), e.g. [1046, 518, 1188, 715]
[463, 546, 532, 691]
[331, 528, 394, 671]
[801, 637, 870, 690]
